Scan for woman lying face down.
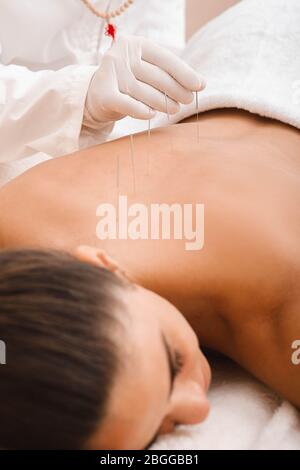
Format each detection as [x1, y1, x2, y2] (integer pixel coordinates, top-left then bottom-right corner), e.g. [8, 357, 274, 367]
[0, 248, 211, 450]
[0, 108, 299, 449]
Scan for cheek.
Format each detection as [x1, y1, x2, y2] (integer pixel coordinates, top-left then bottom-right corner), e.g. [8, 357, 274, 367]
[124, 397, 166, 450]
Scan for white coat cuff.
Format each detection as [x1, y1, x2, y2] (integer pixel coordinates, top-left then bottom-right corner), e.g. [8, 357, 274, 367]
[82, 102, 116, 134]
[62, 64, 114, 153]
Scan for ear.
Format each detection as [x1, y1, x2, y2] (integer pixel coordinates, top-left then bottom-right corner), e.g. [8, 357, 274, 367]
[74, 245, 119, 273]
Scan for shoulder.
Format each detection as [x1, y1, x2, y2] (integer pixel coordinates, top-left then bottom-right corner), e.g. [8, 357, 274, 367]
[244, 292, 300, 409]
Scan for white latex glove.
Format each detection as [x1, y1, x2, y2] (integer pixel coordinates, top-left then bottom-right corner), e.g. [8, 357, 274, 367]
[83, 32, 205, 128]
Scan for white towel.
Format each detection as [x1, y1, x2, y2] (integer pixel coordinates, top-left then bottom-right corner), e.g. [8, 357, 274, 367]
[151, 0, 300, 130]
[150, 355, 300, 450]
[148, 0, 300, 450]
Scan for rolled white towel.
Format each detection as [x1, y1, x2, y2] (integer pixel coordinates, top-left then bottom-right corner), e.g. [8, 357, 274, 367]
[153, 0, 300, 130]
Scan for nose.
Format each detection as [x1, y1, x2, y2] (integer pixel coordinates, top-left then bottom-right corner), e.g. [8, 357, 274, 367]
[180, 381, 210, 424]
[158, 380, 210, 437]
[201, 354, 212, 392]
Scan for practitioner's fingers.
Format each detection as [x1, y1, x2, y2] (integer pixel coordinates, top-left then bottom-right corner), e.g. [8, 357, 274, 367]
[134, 59, 195, 105]
[126, 77, 181, 114]
[141, 37, 205, 92]
[109, 88, 158, 120]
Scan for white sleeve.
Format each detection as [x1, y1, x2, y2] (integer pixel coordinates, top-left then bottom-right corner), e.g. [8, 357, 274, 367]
[0, 62, 114, 163]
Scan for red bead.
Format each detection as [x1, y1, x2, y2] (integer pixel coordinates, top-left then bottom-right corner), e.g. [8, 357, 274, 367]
[105, 23, 117, 40]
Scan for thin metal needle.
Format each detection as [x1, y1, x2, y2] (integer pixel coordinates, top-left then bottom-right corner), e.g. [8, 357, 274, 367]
[124, 73, 137, 196]
[130, 134, 136, 195]
[164, 91, 170, 122]
[116, 153, 120, 223]
[116, 153, 120, 191]
[128, 132, 136, 195]
[147, 106, 151, 176]
[164, 91, 173, 152]
[196, 91, 200, 143]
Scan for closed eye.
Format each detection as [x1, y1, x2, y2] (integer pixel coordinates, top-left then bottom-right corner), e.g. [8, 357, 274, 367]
[173, 350, 184, 377]
[143, 355, 183, 451]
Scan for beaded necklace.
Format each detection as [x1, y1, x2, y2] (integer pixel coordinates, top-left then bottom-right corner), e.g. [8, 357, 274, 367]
[81, 0, 135, 41]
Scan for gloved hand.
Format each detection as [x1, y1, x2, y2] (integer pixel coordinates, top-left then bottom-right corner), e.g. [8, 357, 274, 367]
[83, 32, 205, 128]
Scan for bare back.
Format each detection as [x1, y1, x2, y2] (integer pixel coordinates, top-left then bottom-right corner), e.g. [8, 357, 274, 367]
[0, 108, 299, 406]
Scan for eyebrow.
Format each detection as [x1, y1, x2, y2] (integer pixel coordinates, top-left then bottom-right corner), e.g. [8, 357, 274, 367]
[161, 331, 175, 400]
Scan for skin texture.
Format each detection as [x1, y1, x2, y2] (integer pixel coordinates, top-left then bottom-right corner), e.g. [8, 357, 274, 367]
[76, 245, 211, 450]
[0, 108, 299, 448]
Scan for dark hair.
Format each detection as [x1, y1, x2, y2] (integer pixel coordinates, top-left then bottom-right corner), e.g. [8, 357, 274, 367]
[0, 248, 128, 449]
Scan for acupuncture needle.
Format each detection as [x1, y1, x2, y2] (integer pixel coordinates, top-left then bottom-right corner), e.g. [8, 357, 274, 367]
[164, 91, 173, 152]
[147, 106, 151, 176]
[196, 90, 200, 143]
[116, 153, 120, 191]
[130, 134, 136, 195]
[126, 77, 136, 195]
[164, 91, 170, 122]
[116, 153, 120, 223]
